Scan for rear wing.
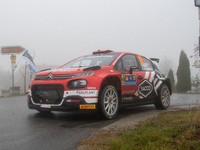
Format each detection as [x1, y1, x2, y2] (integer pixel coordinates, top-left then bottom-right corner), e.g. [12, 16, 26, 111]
[150, 58, 159, 63]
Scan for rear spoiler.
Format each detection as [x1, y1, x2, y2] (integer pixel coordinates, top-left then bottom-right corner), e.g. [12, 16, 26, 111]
[150, 58, 159, 63]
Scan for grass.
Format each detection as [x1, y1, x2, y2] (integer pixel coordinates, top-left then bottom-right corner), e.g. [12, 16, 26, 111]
[79, 109, 200, 150]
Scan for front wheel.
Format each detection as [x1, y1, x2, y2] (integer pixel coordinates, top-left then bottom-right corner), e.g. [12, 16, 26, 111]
[99, 85, 119, 119]
[155, 84, 170, 109]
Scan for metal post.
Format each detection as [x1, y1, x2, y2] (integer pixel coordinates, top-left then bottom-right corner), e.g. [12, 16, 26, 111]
[199, 7, 200, 56]
[12, 68, 14, 95]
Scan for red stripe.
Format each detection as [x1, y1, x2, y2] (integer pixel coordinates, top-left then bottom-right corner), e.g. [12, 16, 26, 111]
[147, 71, 151, 81]
[82, 96, 98, 99]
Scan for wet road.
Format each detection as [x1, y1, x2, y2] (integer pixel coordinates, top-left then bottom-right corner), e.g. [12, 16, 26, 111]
[0, 94, 199, 150]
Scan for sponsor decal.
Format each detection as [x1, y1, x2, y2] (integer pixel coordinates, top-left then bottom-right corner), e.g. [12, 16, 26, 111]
[80, 104, 96, 109]
[66, 99, 81, 103]
[64, 90, 98, 100]
[122, 90, 135, 94]
[108, 86, 115, 89]
[138, 79, 153, 98]
[122, 74, 137, 86]
[87, 87, 96, 90]
[137, 55, 145, 65]
[122, 96, 134, 102]
[76, 91, 95, 95]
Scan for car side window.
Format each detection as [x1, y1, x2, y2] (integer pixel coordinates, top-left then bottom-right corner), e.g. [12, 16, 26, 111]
[122, 55, 138, 71]
[139, 57, 154, 71]
[114, 55, 138, 72]
[114, 59, 123, 71]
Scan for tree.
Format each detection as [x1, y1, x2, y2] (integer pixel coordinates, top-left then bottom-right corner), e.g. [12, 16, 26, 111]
[191, 74, 200, 93]
[177, 50, 191, 93]
[19, 62, 29, 93]
[167, 68, 175, 92]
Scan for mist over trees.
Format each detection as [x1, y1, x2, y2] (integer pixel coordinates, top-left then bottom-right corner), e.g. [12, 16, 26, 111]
[177, 50, 191, 93]
[158, 56, 175, 76]
[0, 67, 11, 90]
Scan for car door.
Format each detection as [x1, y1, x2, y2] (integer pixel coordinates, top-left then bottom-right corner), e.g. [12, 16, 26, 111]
[135, 55, 157, 101]
[114, 54, 142, 103]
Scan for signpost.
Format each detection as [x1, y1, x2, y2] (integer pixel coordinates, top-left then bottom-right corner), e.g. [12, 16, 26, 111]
[1, 46, 25, 55]
[1, 46, 25, 95]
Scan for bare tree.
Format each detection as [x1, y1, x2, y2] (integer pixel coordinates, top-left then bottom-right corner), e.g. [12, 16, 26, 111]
[19, 62, 29, 93]
[190, 45, 200, 70]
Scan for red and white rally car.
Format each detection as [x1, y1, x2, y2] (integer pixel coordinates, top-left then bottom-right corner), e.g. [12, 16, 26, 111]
[27, 50, 172, 119]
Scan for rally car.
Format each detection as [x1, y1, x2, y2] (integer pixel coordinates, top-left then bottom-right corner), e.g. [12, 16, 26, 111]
[27, 50, 171, 119]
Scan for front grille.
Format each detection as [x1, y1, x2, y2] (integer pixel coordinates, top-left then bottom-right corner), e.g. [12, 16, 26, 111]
[31, 84, 64, 104]
[35, 74, 75, 80]
[35, 72, 94, 80]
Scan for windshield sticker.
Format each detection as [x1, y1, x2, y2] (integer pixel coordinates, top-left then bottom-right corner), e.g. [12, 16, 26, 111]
[122, 74, 137, 86]
[137, 55, 145, 65]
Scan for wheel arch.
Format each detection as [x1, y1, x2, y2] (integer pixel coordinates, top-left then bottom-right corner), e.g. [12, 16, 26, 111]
[159, 78, 172, 95]
[98, 76, 121, 101]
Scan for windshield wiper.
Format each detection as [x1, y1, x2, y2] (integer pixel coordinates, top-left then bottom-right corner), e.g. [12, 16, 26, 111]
[83, 66, 101, 71]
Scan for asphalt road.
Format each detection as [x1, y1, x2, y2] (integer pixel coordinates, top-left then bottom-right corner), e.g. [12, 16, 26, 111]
[0, 94, 199, 150]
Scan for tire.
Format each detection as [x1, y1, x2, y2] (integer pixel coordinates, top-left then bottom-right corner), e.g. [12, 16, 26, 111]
[155, 84, 170, 109]
[99, 85, 119, 119]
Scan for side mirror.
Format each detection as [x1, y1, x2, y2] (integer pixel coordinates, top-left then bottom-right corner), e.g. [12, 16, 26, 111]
[129, 66, 138, 74]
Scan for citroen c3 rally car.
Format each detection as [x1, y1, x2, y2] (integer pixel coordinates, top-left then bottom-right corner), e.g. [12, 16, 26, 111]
[27, 50, 172, 119]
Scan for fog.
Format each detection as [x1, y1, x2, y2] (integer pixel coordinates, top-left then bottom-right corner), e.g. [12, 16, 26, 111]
[0, 0, 199, 89]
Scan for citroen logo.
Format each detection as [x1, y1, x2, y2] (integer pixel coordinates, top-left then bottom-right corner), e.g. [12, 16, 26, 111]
[47, 73, 53, 79]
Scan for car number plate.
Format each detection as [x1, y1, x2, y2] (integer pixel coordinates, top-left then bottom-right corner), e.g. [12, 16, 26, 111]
[40, 104, 51, 108]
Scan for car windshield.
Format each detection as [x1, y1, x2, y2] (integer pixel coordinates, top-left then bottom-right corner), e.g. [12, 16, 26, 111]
[61, 53, 121, 68]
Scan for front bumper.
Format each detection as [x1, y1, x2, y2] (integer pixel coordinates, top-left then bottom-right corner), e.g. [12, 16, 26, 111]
[28, 94, 97, 112]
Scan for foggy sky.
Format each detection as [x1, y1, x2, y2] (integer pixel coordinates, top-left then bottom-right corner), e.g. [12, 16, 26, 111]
[0, 0, 199, 76]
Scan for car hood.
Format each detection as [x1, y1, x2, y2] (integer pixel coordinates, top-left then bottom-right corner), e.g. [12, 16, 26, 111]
[36, 66, 102, 76]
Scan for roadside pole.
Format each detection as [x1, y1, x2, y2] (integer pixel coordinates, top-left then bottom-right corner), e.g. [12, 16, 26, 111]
[10, 55, 16, 95]
[194, 0, 200, 56]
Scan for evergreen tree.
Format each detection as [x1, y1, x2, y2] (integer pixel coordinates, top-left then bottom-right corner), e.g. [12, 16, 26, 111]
[167, 68, 175, 92]
[177, 50, 191, 92]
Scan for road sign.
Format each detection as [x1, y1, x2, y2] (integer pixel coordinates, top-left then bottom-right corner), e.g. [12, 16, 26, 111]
[1, 46, 25, 55]
[10, 55, 16, 64]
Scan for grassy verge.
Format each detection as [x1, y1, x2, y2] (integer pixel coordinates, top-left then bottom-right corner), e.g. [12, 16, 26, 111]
[80, 109, 200, 150]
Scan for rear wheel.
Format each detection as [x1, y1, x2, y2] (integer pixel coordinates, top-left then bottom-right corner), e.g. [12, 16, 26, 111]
[155, 84, 170, 109]
[99, 85, 119, 119]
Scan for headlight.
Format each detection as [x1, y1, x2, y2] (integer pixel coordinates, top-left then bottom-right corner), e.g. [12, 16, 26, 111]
[67, 79, 87, 89]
